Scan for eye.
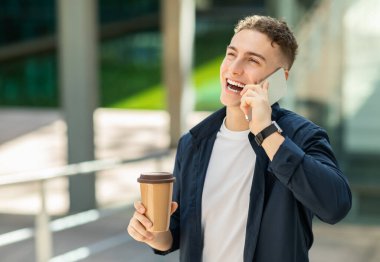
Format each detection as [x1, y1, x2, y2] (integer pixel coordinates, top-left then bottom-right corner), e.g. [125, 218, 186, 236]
[225, 52, 236, 61]
[248, 57, 260, 64]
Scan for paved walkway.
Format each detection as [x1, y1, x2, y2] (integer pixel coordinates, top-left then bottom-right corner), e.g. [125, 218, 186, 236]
[0, 108, 379, 262]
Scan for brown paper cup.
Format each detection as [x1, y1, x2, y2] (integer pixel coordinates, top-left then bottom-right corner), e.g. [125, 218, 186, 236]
[137, 172, 175, 232]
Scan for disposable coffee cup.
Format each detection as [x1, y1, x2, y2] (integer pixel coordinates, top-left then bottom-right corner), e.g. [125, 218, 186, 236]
[137, 172, 175, 232]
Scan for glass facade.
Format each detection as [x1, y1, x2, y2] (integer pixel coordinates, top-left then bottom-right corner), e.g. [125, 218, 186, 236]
[0, 0, 261, 109]
[0, 0, 379, 220]
[0, 0, 159, 108]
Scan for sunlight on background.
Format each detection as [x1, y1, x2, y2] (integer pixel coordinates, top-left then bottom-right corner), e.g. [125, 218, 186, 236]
[0, 0, 379, 261]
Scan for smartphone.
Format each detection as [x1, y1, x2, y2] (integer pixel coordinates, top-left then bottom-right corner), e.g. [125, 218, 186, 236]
[263, 67, 287, 105]
[245, 68, 287, 121]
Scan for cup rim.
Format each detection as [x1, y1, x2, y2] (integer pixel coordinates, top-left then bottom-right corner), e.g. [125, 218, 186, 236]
[137, 172, 175, 184]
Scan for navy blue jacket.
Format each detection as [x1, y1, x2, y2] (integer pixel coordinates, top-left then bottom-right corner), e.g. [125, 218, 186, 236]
[155, 104, 351, 262]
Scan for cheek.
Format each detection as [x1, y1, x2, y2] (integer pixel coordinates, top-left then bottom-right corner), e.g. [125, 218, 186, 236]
[220, 59, 229, 75]
[219, 67, 225, 84]
[246, 69, 262, 84]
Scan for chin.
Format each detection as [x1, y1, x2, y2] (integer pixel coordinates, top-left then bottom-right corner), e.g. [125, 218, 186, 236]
[220, 93, 240, 107]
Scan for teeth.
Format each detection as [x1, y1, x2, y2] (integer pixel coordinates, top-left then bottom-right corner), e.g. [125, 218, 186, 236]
[227, 79, 245, 88]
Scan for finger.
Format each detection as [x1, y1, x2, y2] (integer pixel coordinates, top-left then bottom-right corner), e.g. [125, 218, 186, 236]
[130, 217, 154, 240]
[134, 201, 145, 214]
[240, 89, 258, 108]
[240, 96, 256, 109]
[128, 224, 152, 242]
[262, 80, 269, 94]
[127, 224, 144, 241]
[243, 85, 266, 100]
[134, 211, 153, 229]
[240, 96, 253, 119]
[170, 202, 178, 215]
[242, 88, 257, 98]
[244, 84, 259, 90]
[240, 84, 259, 96]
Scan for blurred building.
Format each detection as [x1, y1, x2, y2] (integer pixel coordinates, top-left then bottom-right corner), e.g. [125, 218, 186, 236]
[0, 0, 379, 218]
[289, 0, 380, 219]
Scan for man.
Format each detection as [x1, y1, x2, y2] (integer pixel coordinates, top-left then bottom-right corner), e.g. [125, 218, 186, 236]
[127, 15, 352, 262]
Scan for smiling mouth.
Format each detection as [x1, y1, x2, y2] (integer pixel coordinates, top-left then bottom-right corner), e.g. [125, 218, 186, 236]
[226, 79, 245, 93]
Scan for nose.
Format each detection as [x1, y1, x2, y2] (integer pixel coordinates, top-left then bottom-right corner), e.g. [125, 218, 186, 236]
[229, 58, 244, 76]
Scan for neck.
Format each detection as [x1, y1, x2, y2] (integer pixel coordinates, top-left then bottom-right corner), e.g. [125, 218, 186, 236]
[225, 106, 249, 131]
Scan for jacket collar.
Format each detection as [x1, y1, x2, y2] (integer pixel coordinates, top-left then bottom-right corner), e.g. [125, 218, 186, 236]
[189, 107, 227, 142]
[189, 103, 282, 143]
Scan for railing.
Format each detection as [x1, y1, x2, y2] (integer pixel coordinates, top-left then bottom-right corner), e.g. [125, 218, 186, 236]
[0, 149, 171, 262]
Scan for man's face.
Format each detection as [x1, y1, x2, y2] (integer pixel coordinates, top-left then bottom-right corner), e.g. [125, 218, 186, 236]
[220, 29, 284, 107]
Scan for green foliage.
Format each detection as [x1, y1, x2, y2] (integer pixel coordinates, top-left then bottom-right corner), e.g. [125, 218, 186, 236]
[100, 60, 161, 107]
[112, 84, 165, 110]
[102, 28, 232, 111]
[0, 28, 231, 111]
[109, 56, 224, 111]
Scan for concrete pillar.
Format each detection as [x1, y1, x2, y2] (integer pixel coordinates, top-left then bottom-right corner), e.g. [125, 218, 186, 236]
[266, 0, 298, 27]
[161, 0, 195, 147]
[57, 0, 98, 212]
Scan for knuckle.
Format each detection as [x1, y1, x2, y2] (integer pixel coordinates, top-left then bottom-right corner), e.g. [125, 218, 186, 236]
[135, 212, 148, 225]
[133, 212, 140, 221]
[134, 233, 144, 242]
[129, 224, 146, 242]
[128, 226, 138, 239]
[134, 201, 141, 209]
[129, 220, 137, 231]
[137, 236, 145, 242]
[142, 218, 151, 227]
[131, 218, 141, 229]
[133, 217, 151, 230]
[143, 231, 152, 239]
[246, 89, 256, 96]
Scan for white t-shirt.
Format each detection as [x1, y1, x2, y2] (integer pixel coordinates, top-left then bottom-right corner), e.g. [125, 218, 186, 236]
[201, 118, 256, 262]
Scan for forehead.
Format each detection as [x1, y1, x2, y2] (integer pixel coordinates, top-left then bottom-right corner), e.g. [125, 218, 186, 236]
[229, 29, 282, 62]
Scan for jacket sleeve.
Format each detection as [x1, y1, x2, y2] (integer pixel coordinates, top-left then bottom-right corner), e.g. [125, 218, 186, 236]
[268, 127, 352, 224]
[153, 137, 183, 255]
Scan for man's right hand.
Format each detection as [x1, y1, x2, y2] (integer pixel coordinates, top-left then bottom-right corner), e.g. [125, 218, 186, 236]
[127, 200, 178, 251]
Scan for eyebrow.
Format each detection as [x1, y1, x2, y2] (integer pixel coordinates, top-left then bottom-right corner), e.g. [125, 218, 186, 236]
[227, 45, 267, 62]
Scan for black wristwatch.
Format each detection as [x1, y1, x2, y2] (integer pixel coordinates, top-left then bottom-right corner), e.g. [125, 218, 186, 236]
[254, 121, 283, 146]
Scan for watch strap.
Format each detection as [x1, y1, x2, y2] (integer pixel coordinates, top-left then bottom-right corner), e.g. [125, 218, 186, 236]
[254, 121, 282, 146]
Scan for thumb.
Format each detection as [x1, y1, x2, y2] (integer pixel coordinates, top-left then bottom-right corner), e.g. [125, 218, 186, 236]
[170, 202, 178, 215]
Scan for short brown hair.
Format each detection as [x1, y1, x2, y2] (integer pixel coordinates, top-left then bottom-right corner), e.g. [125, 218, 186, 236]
[234, 15, 298, 69]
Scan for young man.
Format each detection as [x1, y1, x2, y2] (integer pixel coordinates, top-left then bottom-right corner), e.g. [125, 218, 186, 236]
[127, 15, 352, 262]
